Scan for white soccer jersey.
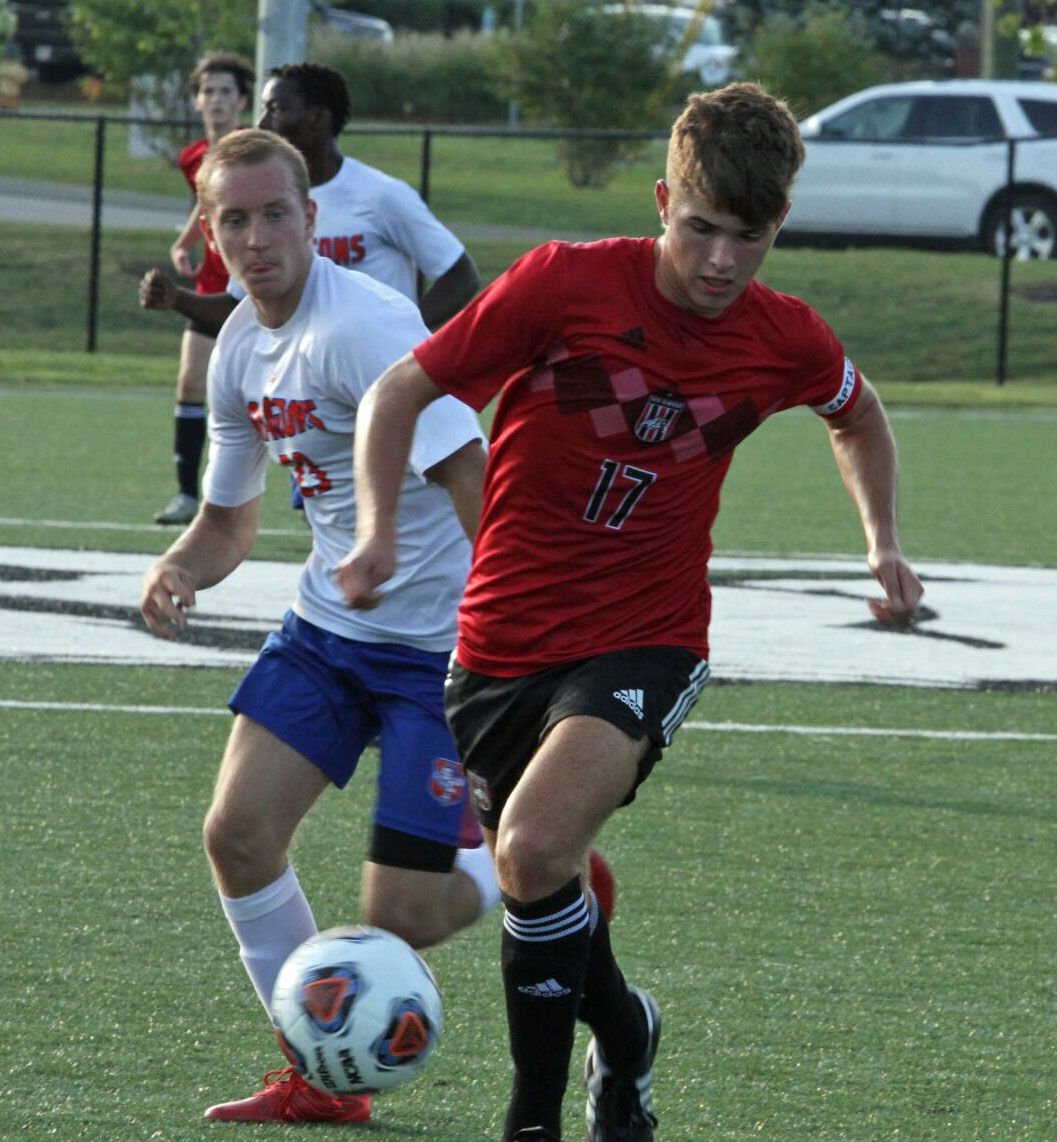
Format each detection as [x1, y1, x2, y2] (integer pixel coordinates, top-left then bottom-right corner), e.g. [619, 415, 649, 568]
[227, 157, 465, 304]
[311, 156, 466, 298]
[203, 254, 483, 650]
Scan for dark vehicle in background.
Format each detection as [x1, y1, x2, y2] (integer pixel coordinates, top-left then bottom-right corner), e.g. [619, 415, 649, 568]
[11, 0, 86, 83]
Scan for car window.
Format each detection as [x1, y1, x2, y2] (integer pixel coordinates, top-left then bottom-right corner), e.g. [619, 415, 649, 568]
[1018, 98, 1057, 135]
[899, 96, 1004, 140]
[819, 97, 913, 141]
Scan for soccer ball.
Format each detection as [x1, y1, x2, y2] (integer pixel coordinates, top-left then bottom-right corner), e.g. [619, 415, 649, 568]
[271, 925, 443, 1095]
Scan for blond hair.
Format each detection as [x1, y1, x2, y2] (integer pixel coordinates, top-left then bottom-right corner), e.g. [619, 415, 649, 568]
[197, 128, 310, 214]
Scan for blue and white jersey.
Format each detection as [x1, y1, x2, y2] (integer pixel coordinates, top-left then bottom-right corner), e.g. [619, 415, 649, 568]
[204, 254, 483, 651]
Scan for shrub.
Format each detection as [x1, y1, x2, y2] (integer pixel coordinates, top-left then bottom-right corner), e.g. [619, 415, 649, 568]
[742, 4, 888, 120]
[311, 28, 505, 123]
[485, 1, 673, 188]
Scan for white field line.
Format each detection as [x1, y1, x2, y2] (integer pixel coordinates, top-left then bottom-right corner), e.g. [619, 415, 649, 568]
[0, 516, 306, 538]
[682, 720, 1056, 743]
[2, 699, 1053, 742]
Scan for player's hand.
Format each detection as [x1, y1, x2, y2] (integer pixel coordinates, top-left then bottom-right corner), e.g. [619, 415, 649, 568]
[140, 563, 196, 640]
[139, 268, 178, 311]
[170, 245, 195, 278]
[334, 541, 396, 611]
[867, 548, 923, 628]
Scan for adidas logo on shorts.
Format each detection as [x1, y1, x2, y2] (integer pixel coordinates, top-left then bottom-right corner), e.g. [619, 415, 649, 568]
[517, 978, 572, 998]
[612, 688, 645, 719]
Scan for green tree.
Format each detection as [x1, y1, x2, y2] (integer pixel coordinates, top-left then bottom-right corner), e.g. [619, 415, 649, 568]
[743, 4, 888, 120]
[68, 0, 256, 159]
[486, 0, 672, 188]
[0, 1, 16, 49]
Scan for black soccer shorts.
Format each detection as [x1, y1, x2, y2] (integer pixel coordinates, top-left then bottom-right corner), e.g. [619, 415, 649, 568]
[444, 645, 710, 829]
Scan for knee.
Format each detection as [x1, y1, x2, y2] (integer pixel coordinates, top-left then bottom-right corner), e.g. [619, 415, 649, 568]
[495, 824, 576, 904]
[362, 896, 442, 951]
[202, 803, 275, 884]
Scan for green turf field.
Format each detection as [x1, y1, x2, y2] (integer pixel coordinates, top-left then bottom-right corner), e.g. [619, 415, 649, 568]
[2, 373, 1054, 1140]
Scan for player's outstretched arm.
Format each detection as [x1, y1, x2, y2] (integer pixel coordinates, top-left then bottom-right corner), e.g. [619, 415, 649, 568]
[170, 201, 204, 278]
[138, 268, 238, 335]
[140, 498, 262, 639]
[336, 353, 448, 609]
[419, 252, 481, 330]
[425, 439, 487, 542]
[824, 379, 924, 626]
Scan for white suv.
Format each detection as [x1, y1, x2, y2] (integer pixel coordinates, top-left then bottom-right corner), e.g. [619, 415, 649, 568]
[604, 4, 738, 87]
[785, 80, 1057, 259]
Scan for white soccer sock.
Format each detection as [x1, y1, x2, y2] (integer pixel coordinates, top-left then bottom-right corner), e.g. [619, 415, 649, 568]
[453, 843, 500, 918]
[219, 865, 317, 1014]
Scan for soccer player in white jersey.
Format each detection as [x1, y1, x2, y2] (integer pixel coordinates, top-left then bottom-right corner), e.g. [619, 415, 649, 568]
[140, 128, 496, 1127]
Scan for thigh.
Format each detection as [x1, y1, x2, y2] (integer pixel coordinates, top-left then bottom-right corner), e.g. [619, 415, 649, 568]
[176, 328, 214, 401]
[503, 713, 647, 854]
[211, 713, 330, 839]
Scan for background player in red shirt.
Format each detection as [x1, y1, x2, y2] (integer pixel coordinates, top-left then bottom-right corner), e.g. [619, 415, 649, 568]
[340, 82, 924, 1142]
[153, 51, 255, 526]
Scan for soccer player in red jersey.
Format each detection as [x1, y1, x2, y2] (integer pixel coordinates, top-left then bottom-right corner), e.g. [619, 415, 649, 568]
[340, 83, 923, 1142]
[153, 51, 254, 526]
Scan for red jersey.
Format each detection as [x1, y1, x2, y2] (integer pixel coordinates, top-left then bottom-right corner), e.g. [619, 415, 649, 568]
[177, 137, 229, 296]
[415, 238, 861, 676]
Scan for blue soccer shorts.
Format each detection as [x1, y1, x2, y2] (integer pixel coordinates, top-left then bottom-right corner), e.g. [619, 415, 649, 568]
[230, 610, 480, 860]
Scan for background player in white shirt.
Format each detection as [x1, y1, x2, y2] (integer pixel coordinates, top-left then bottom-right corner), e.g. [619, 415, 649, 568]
[139, 62, 478, 344]
[140, 128, 495, 1127]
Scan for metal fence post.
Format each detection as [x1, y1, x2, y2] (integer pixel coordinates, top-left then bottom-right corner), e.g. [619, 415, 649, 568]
[419, 127, 433, 204]
[86, 115, 106, 354]
[996, 137, 1016, 386]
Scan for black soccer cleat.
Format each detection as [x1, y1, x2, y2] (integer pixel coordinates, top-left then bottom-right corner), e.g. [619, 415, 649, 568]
[584, 985, 661, 1141]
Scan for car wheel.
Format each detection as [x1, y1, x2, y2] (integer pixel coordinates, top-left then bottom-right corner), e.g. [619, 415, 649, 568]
[984, 191, 1057, 260]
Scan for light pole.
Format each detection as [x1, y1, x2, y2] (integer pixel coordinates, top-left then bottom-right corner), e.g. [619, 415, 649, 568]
[508, 0, 524, 129]
[255, 0, 310, 121]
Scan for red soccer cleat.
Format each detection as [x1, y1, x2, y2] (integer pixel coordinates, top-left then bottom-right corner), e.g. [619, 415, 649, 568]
[588, 848, 617, 922]
[204, 1066, 372, 1123]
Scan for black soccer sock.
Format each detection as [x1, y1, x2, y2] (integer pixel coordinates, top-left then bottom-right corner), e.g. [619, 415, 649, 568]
[173, 402, 206, 498]
[500, 878, 591, 1141]
[577, 889, 648, 1074]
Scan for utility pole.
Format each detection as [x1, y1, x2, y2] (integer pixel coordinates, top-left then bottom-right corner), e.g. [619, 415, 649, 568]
[255, 0, 310, 120]
[979, 0, 1022, 79]
[980, 0, 994, 76]
[508, 0, 524, 128]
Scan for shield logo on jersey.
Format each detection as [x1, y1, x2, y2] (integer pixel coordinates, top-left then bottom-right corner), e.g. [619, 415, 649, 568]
[633, 394, 684, 443]
[428, 757, 467, 806]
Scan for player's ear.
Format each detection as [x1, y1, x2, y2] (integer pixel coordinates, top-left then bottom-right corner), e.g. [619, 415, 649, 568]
[655, 179, 671, 225]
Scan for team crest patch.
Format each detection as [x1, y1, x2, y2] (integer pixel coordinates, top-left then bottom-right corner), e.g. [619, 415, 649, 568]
[467, 771, 493, 813]
[428, 757, 467, 806]
[633, 393, 685, 443]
